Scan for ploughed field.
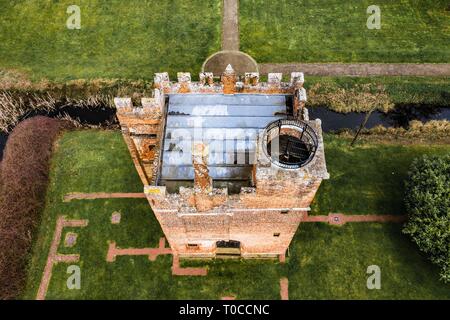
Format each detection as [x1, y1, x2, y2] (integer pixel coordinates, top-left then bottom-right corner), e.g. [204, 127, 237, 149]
[22, 130, 450, 299]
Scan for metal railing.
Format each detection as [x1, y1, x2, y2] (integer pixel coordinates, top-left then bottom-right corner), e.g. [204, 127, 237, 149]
[262, 119, 319, 169]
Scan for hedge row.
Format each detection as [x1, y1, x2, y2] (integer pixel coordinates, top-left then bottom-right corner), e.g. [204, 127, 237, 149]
[0, 116, 70, 299]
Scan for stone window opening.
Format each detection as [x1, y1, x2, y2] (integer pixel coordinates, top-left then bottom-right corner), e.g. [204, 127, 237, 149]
[273, 233, 281, 237]
[281, 210, 289, 215]
[187, 243, 199, 249]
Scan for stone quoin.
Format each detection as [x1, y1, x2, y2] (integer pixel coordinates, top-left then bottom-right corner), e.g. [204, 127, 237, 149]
[115, 65, 329, 259]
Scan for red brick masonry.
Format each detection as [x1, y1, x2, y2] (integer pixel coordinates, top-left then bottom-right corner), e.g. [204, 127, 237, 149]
[64, 192, 146, 202]
[280, 278, 289, 300]
[107, 237, 172, 262]
[106, 237, 207, 276]
[172, 255, 208, 277]
[36, 216, 88, 300]
[304, 213, 407, 226]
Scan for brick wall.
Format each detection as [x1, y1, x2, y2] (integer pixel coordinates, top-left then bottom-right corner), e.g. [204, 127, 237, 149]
[116, 67, 328, 259]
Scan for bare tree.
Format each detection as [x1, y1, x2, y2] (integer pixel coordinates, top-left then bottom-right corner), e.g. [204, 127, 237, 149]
[350, 85, 394, 146]
[309, 83, 395, 146]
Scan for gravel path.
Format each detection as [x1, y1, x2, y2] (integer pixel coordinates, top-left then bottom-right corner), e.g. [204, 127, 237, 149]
[222, 0, 240, 51]
[259, 63, 450, 76]
[219, 1, 450, 76]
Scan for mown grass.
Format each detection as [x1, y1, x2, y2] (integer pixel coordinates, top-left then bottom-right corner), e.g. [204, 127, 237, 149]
[240, 0, 450, 63]
[288, 223, 450, 299]
[0, 0, 221, 81]
[22, 130, 145, 298]
[23, 130, 450, 299]
[311, 135, 450, 215]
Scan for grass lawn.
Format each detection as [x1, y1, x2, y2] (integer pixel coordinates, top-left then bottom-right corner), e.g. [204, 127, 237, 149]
[289, 223, 449, 299]
[0, 0, 221, 81]
[240, 0, 450, 63]
[310, 135, 450, 215]
[23, 130, 450, 299]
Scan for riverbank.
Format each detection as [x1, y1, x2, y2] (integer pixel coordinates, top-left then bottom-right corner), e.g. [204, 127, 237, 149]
[1, 76, 449, 130]
[1, 74, 449, 160]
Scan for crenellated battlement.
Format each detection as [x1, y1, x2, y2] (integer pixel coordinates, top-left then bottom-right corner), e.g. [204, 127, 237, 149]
[114, 89, 165, 118]
[115, 65, 308, 117]
[153, 65, 307, 98]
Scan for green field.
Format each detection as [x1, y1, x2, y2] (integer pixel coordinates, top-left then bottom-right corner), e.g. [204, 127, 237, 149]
[22, 130, 450, 299]
[311, 136, 450, 215]
[0, 0, 221, 81]
[241, 0, 450, 63]
[1, 0, 450, 83]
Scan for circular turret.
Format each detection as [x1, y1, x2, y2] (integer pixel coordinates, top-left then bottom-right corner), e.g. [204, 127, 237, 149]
[262, 119, 319, 169]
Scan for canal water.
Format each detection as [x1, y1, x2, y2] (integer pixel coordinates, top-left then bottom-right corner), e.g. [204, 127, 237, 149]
[309, 105, 450, 132]
[0, 105, 116, 161]
[0, 132, 7, 160]
[0, 104, 449, 161]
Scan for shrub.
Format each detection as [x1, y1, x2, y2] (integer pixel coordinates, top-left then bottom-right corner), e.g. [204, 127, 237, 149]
[0, 116, 70, 299]
[403, 154, 450, 283]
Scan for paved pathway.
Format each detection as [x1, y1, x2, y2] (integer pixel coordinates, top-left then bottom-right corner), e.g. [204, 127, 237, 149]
[222, 0, 240, 51]
[36, 216, 88, 300]
[106, 237, 172, 262]
[260, 63, 450, 76]
[218, 1, 450, 76]
[106, 237, 208, 276]
[63, 192, 409, 226]
[63, 192, 408, 226]
[64, 192, 146, 202]
[280, 278, 289, 300]
[172, 255, 208, 276]
[304, 213, 407, 226]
